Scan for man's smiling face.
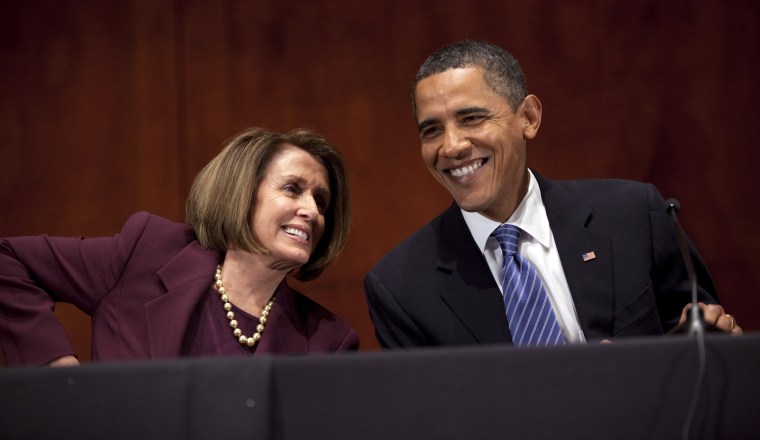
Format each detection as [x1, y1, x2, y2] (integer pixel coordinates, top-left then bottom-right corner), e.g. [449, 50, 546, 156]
[415, 66, 538, 222]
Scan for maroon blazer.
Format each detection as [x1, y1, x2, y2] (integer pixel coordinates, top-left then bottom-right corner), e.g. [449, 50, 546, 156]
[0, 212, 358, 366]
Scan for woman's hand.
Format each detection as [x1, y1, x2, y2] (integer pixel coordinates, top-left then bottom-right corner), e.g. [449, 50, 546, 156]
[48, 355, 80, 367]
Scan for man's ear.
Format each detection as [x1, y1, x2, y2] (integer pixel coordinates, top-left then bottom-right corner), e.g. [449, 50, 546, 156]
[520, 94, 542, 140]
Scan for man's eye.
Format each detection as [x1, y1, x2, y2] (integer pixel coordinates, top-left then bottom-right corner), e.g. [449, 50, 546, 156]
[461, 115, 485, 125]
[420, 126, 442, 139]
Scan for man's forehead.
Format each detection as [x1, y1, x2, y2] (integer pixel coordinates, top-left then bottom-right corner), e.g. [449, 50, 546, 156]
[416, 67, 486, 90]
[416, 74, 507, 116]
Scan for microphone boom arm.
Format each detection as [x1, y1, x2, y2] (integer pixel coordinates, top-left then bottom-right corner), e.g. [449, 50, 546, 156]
[665, 198, 705, 335]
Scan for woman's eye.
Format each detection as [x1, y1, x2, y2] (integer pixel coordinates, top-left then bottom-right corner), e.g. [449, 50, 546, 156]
[316, 198, 328, 213]
[283, 184, 300, 194]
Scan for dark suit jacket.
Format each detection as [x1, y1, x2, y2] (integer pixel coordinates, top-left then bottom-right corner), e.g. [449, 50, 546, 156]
[0, 212, 358, 366]
[364, 172, 717, 348]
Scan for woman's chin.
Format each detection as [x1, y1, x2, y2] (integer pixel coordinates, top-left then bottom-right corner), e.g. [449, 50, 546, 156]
[268, 253, 309, 273]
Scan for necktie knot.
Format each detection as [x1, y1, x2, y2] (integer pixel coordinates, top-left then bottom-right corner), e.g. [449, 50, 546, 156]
[492, 224, 521, 258]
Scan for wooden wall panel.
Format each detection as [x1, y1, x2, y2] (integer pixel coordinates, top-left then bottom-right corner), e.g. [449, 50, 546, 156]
[133, 0, 183, 217]
[1, 1, 758, 364]
[2, 1, 140, 364]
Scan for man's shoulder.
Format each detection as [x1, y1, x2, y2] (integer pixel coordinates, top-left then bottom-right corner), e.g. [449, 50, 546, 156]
[538, 173, 655, 207]
[537, 174, 664, 235]
[369, 207, 455, 275]
[539, 173, 650, 193]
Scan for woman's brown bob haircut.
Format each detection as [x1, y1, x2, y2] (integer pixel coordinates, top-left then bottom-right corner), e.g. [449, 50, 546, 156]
[186, 127, 351, 281]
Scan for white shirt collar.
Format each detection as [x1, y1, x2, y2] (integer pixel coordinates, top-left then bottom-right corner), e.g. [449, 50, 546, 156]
[461, 170, 552, 251]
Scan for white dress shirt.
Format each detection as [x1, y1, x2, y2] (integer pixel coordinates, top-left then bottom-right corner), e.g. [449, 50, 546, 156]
[461, 170, 585, 344]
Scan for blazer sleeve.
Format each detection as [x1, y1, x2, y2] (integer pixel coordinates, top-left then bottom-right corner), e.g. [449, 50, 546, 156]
[646, 184, 718, 331]
[364, 271, 429, 349]
[0, 212, 152, 365]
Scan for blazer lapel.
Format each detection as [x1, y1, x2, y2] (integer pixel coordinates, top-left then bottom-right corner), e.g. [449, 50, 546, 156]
[436, 204, 512, 344]
[536, 173, 614, 340]
[144, 242, 221, 358]
[254, 282, 308, 355]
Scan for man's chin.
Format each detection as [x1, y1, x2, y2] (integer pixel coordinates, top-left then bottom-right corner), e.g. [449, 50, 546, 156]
[452, 197, 486, 213]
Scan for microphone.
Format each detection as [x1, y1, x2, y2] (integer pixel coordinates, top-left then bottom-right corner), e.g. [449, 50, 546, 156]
[664, 198, 705, 336]
[666, 198, 714, 440]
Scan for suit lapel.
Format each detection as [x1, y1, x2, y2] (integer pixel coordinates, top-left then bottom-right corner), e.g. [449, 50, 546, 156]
[436, 204, 512, 344]
[536, 173, 614, 339]
[144, 242, 221, 358]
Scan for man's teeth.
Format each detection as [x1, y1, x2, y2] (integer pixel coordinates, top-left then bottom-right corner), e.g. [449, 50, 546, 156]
[284, 227, 308, 240]
[450, 160, 482, 177]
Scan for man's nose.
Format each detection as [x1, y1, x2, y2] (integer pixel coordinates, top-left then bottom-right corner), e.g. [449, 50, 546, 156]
[441, 128, 470, 159]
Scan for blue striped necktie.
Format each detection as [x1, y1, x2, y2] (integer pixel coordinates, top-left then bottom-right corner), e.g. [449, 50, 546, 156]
[492, 224, 566, 346]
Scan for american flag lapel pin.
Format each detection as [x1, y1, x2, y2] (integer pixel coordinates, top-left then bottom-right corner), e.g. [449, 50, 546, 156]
[582, 251, 596, 262]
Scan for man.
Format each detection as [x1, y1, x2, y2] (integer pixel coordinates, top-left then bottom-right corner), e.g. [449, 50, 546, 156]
[364, 40, 741, 348]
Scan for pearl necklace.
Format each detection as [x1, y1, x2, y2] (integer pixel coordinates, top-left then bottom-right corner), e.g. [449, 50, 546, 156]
[214, 265, 275, 347]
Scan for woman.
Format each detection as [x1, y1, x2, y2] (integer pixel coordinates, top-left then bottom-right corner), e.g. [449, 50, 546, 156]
[0, 127, 358, 366]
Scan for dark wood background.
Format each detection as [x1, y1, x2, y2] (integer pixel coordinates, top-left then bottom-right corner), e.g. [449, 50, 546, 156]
[1, 0, 758, 361]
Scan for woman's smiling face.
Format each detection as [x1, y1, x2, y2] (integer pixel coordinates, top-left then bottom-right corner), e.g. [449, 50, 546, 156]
[251, 144, 330, 272]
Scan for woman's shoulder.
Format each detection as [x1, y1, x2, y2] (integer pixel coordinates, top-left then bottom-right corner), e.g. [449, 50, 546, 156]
[121, 211, 195, 243]
[123, 211, 187, 230]
[286, 287, 345, 322]
[284, 285, 359, 350]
